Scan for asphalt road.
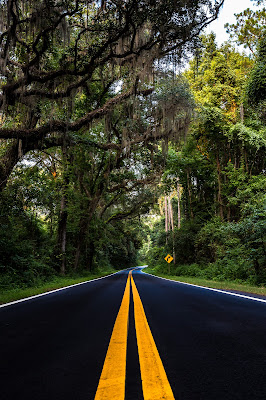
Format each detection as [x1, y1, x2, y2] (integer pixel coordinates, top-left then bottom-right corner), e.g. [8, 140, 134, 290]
[1, 267, 266, 399]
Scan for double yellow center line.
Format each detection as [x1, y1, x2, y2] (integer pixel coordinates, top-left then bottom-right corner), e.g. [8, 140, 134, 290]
[94, 271, 175, 400]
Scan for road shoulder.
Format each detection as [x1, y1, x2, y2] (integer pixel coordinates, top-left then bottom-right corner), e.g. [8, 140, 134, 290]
[143, 268, 266, 300]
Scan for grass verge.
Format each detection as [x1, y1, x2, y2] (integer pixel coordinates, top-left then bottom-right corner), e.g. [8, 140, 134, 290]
[145, 266, 266, 297]
[0, 268, 116, 305]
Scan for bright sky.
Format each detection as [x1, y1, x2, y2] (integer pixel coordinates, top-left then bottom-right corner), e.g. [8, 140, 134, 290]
[204, 0, 259, 47]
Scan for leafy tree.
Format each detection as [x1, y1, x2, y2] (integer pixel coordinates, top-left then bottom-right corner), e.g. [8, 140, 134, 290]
[246, 30, 266, 121]
[0, 1, 226, 277]
[146, 32, 266, 286]
[185, 35, 253, 118]
[224, 0, 266, 54]
[0, 166, 56, 287]
[0, 0, 225, 189]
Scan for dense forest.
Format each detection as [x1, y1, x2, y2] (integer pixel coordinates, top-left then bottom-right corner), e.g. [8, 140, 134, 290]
[0, 0, 265, 292]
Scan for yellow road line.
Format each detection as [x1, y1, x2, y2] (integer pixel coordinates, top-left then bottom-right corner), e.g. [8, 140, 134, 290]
[131, 274, 175, 400]
[94, 274, 130, 400]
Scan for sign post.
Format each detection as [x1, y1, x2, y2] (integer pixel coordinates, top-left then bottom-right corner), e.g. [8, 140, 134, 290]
[164, 254, 173, 274]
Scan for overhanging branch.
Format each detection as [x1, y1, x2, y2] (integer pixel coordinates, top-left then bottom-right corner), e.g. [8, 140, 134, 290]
[0, 88, 154, 140]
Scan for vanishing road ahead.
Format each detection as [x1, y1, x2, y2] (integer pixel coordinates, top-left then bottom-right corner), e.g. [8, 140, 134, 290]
[1, 267, 266, 400]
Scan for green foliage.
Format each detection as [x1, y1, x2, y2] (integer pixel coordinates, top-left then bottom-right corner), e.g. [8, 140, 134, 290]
[185, 35, 253, 117]
[247, 31, 266, 108]
[94, 219, 142, 270]
[146, 32, 266, 288]
[146, 246, 166, 269]
[173, 222, 201, 265]
[227, 123, 266, 150]
[0, 154, 61, 287]
[0, 192, 55, 289]
[224, 2, 266, 54]
[0, 268, 116, 305]
[1, 5, 265, 292]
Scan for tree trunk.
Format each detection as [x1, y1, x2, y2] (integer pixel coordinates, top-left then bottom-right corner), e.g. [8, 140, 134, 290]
[0, 108, 42, 192]
[254, 259, 260, 276]
[0, 140, 21, 191]
[244, 149, 249, 174]
[216, 153, 224, 220]
[74, 191, 102, 270]
[74, 218, 88, 270]
[177, 178, 181, 229]
[240, 103, 244, 123]
[186, 169, 194, 219]
[57, 139, 69, 275]
[74, 243, 81, 271]
[227, 204, 231, 222]
[172, 230, 176, 266]
[168, 196, 174, 231]
[168, 196, 175, 265]
[57, 194, 68, 275]
[88, 241, 95, 271]
[165, 196, 168, 245]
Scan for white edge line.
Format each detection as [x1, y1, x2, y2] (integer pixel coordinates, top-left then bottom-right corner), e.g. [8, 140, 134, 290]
[0, 270, 121, 309]
[143, 271, 266, 304]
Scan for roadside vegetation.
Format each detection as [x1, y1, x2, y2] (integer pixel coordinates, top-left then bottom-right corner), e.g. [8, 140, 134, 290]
[140, 3, 266, 292]
[0, 267, 116, 305]
[145, 266, 266, 297]
[0, 1, 265, 301]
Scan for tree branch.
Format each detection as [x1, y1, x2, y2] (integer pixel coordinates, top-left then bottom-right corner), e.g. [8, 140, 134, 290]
[0, 88, 154, 140]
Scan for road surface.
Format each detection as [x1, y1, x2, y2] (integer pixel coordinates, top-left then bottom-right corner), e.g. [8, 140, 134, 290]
[1, 267, 266, 399]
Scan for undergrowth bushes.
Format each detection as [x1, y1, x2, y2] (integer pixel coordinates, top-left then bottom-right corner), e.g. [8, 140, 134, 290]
[146, 208, 266, 286]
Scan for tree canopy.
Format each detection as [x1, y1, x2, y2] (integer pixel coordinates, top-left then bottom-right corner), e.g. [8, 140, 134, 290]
[145, 32, 266, 285]
[225, 0, 266, 54]
[1, 1, 265, 291]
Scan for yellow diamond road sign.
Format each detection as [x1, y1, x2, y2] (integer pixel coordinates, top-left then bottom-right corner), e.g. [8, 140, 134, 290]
[165, 254, 173, 263]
